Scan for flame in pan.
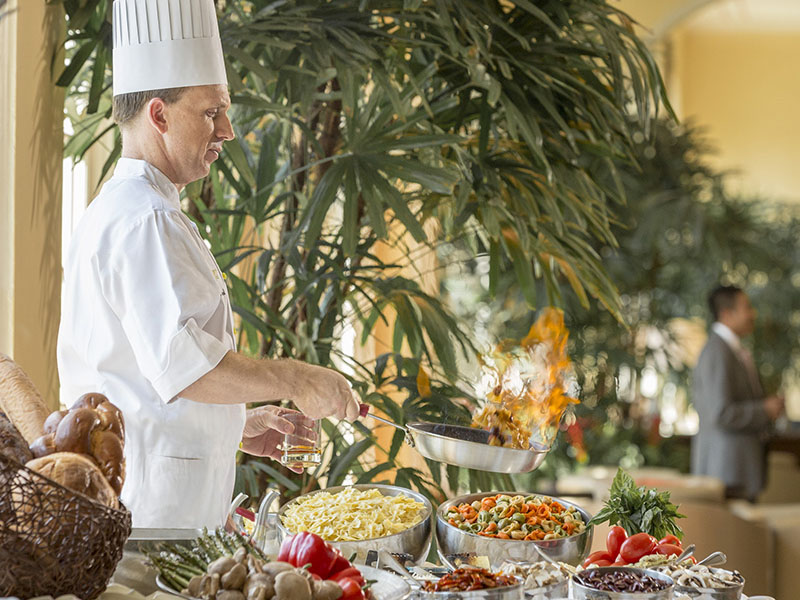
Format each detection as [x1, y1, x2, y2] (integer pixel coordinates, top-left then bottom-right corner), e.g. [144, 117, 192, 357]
[471, 307, 578, 449]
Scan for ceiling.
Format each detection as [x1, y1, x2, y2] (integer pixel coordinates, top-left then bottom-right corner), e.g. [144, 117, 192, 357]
[685, 0, 800, 31]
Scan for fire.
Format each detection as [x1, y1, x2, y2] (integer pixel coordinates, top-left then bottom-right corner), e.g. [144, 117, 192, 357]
[471, 307, 578, 450]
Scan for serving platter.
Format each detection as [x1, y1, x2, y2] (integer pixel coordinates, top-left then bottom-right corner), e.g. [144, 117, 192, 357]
[154, 569, 764, 600]
[155, 565, 411, 600]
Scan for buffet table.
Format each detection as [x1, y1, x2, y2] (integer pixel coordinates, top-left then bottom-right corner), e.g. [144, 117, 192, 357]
[90, 484, 772, 600]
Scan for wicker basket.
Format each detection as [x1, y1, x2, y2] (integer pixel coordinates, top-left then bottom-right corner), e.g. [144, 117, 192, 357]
[0, 453, 131, 599]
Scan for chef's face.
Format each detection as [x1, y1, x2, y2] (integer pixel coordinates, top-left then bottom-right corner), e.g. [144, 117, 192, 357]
[161, 84, 234, 185]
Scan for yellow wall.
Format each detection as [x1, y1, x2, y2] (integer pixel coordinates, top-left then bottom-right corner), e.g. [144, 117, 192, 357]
[620, 0, 800, 203]
[618, 0, 719, 39]
[674, 29, 800, 202]
[0, 0, 64, 408]
[0, 2, 16, 357]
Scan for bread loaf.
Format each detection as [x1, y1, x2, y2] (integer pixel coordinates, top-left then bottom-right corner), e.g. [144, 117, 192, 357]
[54, 407, 101, 455]
[0, 412, 33, 465]
[26, 452, 119, 509]
[30, 393, 126, 494]
[0, 353, 50, 444]
[73, 392, 125, 439]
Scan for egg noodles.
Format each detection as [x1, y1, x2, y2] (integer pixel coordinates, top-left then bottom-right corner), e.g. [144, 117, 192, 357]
[281, 487, 426, 541]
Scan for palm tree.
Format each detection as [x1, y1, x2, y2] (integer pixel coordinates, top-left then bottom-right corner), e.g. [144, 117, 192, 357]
[56, 0, 671, 501]
[448, 119, 800, 480]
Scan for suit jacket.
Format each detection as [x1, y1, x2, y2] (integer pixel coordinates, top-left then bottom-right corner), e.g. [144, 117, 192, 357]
[691, 331, 770, 500]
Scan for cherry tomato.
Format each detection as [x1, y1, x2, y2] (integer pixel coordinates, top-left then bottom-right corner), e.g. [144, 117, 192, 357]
[658, 535, 681, 547]
[338, 577, 366, 600]
[606, 526, 628, 558]
[612, 559, 627, 566]
[655, 543, 683, 557]
[330, 567, 366, 587]
[619, 532, 657, 563]
[582, 550, 614, 568]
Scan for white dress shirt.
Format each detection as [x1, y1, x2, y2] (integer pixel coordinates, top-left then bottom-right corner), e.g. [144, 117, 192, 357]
[711, 322, 762, 396]
[58, 158, 246, 528]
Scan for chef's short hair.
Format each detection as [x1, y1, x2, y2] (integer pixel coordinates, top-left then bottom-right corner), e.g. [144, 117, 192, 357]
[112, 87, 187, 126]
[708, 285, 744, 321]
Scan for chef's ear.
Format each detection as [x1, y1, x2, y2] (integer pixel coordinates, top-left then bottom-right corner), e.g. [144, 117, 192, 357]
[145, 97, 169, 135]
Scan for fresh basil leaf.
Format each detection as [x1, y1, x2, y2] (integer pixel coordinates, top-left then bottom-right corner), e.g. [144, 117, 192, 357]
[588, 468, 685, 540]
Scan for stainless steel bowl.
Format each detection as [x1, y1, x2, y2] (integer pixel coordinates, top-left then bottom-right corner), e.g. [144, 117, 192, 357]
[276, 484, 433, 564]
[498, 559, 570, 599]
[523, 578, 569, 600]
[436, 491, 593, 568]
[413, 579, 525, 599]
[408, 423, 548, 473]
[572, 567, 674, 600]
[667, 567, 745, 600]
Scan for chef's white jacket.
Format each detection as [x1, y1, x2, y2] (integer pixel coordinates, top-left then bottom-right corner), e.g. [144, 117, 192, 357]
[57, 158, 246, 529]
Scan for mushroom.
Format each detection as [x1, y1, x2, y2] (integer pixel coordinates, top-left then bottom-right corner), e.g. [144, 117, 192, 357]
[261, 562, 295, 578]
[189, 573, 220, 600]
[312, 580, 343, 600]
[221, 563, 248, 590]
[234, 546, 248, 564]
[274, 570, 312, 600]
[244, 573, 274, 600]
[216, 591, 245, 600]
[209, 556, 239, 576]
[247, 554, 265, 574]
[205, 573, 222, 597]
[246, 589, 267, 600]
[296, 567, 316, 587]
[183, 574, 206, 597]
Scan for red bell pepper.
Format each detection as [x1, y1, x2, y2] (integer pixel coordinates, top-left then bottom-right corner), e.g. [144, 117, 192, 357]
[277, 534, 297, 563]
[277, 532, 339, 578]
[329, 552, 353, 576]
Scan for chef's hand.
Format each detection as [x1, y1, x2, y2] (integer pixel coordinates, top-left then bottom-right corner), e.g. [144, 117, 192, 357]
[240, 405, 316, 473]
[289, 362, 360, 421]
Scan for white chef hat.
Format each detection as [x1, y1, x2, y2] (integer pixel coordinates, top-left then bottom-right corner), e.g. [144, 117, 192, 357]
[112, 0, 228, 96]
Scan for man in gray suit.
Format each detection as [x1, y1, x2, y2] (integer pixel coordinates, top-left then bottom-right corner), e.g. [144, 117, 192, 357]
[692, 285, 784, 501]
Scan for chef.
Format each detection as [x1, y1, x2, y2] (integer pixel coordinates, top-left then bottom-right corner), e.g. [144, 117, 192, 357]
[57, 0, 359, 528]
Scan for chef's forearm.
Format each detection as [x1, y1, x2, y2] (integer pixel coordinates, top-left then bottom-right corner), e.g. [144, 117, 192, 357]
[179, 351, 303, 405]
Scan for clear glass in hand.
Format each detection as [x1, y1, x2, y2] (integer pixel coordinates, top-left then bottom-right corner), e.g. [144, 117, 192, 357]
[280, 413, 321, 469]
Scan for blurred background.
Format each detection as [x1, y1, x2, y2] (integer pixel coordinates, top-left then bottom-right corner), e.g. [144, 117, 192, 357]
[4, 0, 800, 595]
[441, 0, 800, 482]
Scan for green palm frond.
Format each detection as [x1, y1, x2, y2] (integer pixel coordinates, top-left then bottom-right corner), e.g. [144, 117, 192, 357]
[57, 0, 671, 502]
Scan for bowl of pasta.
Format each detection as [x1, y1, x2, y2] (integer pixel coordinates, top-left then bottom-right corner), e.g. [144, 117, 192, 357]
[436, 491, 593, 568]
[276, 483, 433, 564]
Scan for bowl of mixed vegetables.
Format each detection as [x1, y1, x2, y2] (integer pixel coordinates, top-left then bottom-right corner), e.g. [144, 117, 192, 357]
[436, 491, 593, 568]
